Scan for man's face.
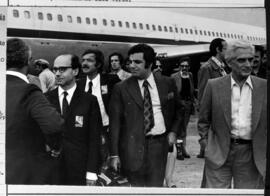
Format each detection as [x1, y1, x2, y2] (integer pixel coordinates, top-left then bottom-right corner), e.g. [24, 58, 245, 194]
[180, 61, 190, 74]
[129, 52, 151, 79]
[53, 55, 77, 88]
[230, 48, 254, 81]
[81, 53, 99, 75]
[219, 41, 227, 61]
[110, 55, 121, 71]
[252, 50, 262, 70]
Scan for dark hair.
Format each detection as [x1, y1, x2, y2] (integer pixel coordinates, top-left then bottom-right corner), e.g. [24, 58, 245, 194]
[34, 59, 50, 69]
[254, 45, 264, 57]
[7, 38, 30, 69]
[70, 54, 81, 70]
[108, 52, 124, 71]
[179, 56, 191, 66]
[128, 44, 156, 68]
[82, 49, 104, 73]
[209, 38, 226, 57]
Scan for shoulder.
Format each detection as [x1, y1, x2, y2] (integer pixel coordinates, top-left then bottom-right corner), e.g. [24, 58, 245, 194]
[101, 73, 121, 83]
[251, 75, 267, 87]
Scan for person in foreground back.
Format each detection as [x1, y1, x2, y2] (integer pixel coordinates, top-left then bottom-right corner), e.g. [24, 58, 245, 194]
[198, 40, 266, 188]
[6, 38, 64, 184]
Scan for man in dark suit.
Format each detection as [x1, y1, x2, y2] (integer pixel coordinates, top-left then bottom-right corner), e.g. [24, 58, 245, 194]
[6, 38, 64, 184]
[198, 40, 266, 188]
[109, 44, 182, 187]
[46, 54, 102, 185]
[197, 38, 228, 158]
[77, 49, 120, 169]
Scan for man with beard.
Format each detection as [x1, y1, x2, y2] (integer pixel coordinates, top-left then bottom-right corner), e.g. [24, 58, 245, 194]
[46, 54, 102, 185]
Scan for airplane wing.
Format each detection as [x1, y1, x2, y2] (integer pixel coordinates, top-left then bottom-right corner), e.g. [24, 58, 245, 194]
[154, 44, 210, 58]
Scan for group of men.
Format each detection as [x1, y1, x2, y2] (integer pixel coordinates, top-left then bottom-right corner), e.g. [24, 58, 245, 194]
[6, 37, 267, 189]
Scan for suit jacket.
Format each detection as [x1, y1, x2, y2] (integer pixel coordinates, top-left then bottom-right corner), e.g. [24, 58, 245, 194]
[6, 75, 64, 184]
[45, 86, 102, 185]
[171, 72, 195, 102]
[198, 75, 267, 177]
[198, 58, 226, 107]
[77, 73, 120, 114]
[109, 74, 182, 171]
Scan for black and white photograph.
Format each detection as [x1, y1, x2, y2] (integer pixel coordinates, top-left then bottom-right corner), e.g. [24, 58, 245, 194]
[4, 0, 268, 195]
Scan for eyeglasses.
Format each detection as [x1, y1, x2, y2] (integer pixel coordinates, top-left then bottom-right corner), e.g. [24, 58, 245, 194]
[52, 66, 72, 73]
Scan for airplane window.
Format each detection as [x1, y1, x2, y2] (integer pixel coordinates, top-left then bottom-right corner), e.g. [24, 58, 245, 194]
[223, 33, 226, 38]
[220, 33, 223, 37]
[77, 17, 81, 24]
[169, 26, 173, 32]
[208, 31, 211, 36]
[203, 30, 207, 36]
[38, 12, 43, 20]
[24, 11, 30, 19]
[175, 27, 178, 33]
[195, 30, 198, 35]
[13, 9, 19, 18]
[185, 28, 189, 34]
[86, 17, 90, 24]
[212, 32, 215, 36]
[118, 21, 122, 27]
[67, 15, 72, 23]
[133, 22, 137, 29]
[111, 20, 115, 27]
[47, 13, 52, 21]
[93, 18, 97, 25]
[139, 23, 143, 30]
[234, 34, 237, 39]
[181, 28, 184, 33]
[158, 25, 162, 32]
[126, 22, 130, 28]
[58, 15, 63, 22]
[190, 29, 193, 34]
[164, 26, 168, 32]
[228, 34, 230, 38]
[103, 19, 107, 26]
[199, 30, 202, 35]
[146, 24, 150, 30]
[152, 24, 156, 31]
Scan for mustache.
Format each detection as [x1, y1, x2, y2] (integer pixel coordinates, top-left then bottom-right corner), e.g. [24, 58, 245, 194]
[82, 64, 90, 68]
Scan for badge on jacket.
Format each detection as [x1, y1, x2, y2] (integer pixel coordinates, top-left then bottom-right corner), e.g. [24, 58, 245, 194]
[75, 116, 83, 127]
[167, 92, 174, 100]
[101, 85, 108, 94]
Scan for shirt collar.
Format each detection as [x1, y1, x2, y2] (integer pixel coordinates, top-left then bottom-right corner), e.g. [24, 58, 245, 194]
[211, 56, 224, 68]
[231, 75, 253, 90]
[138, 72, 155, 89]
[86, 73, 100, 89]
[58, 83, 77, 98]
[7, 70, 29, 83]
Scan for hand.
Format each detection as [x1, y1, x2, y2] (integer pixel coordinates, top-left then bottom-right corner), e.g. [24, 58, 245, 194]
[110, 156, 121, 172]
[86, 179, 96, 186]
[167, 132, 176, 146]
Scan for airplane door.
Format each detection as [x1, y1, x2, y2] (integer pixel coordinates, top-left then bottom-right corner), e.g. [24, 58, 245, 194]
[193, 26, 199, 43]
[174, 24, 181, 41]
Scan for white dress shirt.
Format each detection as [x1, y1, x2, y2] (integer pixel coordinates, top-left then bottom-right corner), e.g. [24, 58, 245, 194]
[137, 73, 166, 136]
[85, 74, 109, 127]
[231, 75, 252, 140]
[58, 84, 97, 181]
[7, 70, 29, 83]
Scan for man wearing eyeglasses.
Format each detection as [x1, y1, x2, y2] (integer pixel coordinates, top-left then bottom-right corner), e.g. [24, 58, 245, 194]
[46, 54, 102, 185]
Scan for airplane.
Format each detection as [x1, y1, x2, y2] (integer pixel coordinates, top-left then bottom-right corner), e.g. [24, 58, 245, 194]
[7, 7, 266, 76]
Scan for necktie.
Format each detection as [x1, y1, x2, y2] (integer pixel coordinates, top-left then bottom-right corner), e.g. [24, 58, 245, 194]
[143, 80, 154, 134]
[88, 81, 93, 94]
[62, 91, 69, 118]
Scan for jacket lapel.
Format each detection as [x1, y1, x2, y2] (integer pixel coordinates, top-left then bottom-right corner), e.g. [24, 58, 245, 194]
[67, 86, 81, 118]
[219, 75, 232, 130]
[154, 75, 167, 106]
[126, 77, 143, 109]
[251, 77, 263, 133]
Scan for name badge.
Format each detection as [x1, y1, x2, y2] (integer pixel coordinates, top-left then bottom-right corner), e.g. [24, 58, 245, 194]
[101, 85, 108, 94]
[75, 116, 83, 127]
[167, 92, 174, 100]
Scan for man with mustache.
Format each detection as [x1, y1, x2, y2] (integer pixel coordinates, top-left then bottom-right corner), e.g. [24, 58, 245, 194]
[109, 44, 182, 187]
[77, 49, 120, 170]
[46, 54, 102, 185]
[198, 40, 266, 188]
